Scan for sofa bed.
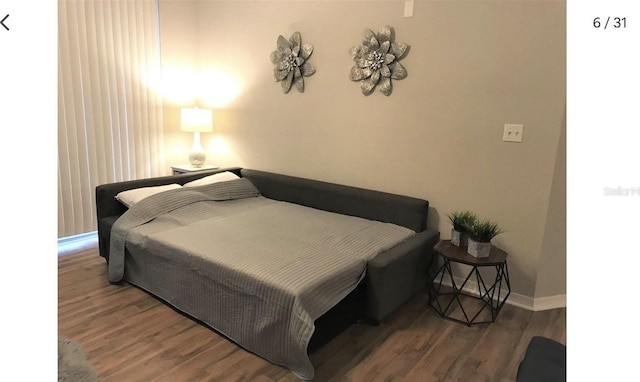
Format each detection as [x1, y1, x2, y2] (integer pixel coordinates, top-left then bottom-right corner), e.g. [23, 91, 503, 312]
[95, 167, 439, 379]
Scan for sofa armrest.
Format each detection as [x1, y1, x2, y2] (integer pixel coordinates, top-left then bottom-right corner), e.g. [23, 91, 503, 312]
[365, 228, 440, 322]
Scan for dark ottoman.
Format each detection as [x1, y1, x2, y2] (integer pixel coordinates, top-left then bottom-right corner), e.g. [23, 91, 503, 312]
[516, 336, 566, 382]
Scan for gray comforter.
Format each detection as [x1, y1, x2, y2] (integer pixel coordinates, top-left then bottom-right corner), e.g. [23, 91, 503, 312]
[108, 179, 415, 380]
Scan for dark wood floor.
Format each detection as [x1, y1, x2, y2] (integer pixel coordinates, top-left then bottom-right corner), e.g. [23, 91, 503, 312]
[58, 247, 565, 382]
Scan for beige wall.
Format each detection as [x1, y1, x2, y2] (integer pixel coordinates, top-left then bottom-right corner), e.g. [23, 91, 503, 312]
[536, 108, 566, 301]
[158, 0, 566, 305]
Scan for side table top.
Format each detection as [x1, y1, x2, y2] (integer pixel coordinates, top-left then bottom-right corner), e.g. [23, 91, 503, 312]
[434, 240, 508, 266]
[171, 164, 220, 172]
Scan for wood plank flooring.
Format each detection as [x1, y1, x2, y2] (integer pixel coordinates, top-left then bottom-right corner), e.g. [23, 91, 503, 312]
[58, 247, 565, 381]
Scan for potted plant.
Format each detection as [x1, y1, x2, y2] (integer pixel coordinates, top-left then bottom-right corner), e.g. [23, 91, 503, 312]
[447, 210, 477, 247]
[467, 219, 503, 258]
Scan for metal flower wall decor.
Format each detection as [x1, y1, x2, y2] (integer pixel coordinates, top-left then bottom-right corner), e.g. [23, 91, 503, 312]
[270, 32, 316, 94]
[349, 25, 409, 96]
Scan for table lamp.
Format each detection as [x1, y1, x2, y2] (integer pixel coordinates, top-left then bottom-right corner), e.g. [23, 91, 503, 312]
[180, 107, 213, 167]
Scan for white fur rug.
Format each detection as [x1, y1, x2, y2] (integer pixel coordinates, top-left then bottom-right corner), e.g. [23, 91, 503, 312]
[58, 337, 99, 382]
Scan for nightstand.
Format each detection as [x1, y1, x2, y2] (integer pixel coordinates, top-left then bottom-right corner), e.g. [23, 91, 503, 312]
[428, 240, 511, 326]
[171, 164, 220, 175]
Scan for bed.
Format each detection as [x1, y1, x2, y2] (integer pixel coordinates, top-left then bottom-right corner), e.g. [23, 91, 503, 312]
[95, 168, 439, 379]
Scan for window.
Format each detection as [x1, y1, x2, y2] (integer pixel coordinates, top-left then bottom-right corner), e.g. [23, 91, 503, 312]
[58, 0, 166, 237]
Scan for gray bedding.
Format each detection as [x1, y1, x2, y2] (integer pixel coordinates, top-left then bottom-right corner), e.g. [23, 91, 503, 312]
[108, 179, 415, 380]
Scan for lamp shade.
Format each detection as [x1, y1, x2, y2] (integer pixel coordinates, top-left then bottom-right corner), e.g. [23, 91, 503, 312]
[180, 108, 213, 133]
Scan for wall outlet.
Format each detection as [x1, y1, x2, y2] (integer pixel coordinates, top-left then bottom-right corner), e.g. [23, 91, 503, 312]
[503, 124, 524, 142]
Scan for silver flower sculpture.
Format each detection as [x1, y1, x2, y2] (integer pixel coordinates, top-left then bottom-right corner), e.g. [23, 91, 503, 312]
[270, 32, 316, 93]
[349, 25, 409, 96]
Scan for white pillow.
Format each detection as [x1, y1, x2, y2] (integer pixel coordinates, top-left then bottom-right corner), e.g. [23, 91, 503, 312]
[183, 171, 240, 187]
[115, 183, 182, 208]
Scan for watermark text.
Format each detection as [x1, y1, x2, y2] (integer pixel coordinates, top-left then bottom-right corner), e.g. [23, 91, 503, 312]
[603, 187, 640, 196]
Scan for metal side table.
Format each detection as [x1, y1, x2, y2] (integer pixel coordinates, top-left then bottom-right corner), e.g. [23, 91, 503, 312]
[428, 240, 511, 326]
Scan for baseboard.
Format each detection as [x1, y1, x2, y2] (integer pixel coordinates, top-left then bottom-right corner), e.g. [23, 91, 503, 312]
[532, 294, 566, 311]
[439, 274, 566, 312]
[58, 231, 98, 256]
[504, 293, 566, 311]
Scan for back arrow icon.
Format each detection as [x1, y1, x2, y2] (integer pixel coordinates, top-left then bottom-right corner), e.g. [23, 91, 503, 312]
[1, 14, 8, 31]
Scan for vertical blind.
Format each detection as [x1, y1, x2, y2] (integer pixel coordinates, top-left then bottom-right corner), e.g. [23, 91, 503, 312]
[58, 0, 166, 238]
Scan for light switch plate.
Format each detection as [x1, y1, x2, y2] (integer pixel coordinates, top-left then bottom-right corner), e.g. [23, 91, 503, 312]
[503, 124, 524, 142]
[404, 0, 414, 17]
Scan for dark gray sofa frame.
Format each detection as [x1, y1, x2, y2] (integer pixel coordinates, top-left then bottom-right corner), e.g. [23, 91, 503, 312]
[95, 167, 439, 352]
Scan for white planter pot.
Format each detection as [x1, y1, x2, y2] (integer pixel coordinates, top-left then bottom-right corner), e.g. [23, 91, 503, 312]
[467, 239, 492, 258]
[451, 229, 468, 247]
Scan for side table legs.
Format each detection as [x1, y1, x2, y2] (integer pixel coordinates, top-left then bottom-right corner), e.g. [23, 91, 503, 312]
[429, 256, 511, 326]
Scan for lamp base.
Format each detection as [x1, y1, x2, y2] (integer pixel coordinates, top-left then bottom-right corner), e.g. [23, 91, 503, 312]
[188, 132, 206, 167]
[188, 152, 206, 167]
